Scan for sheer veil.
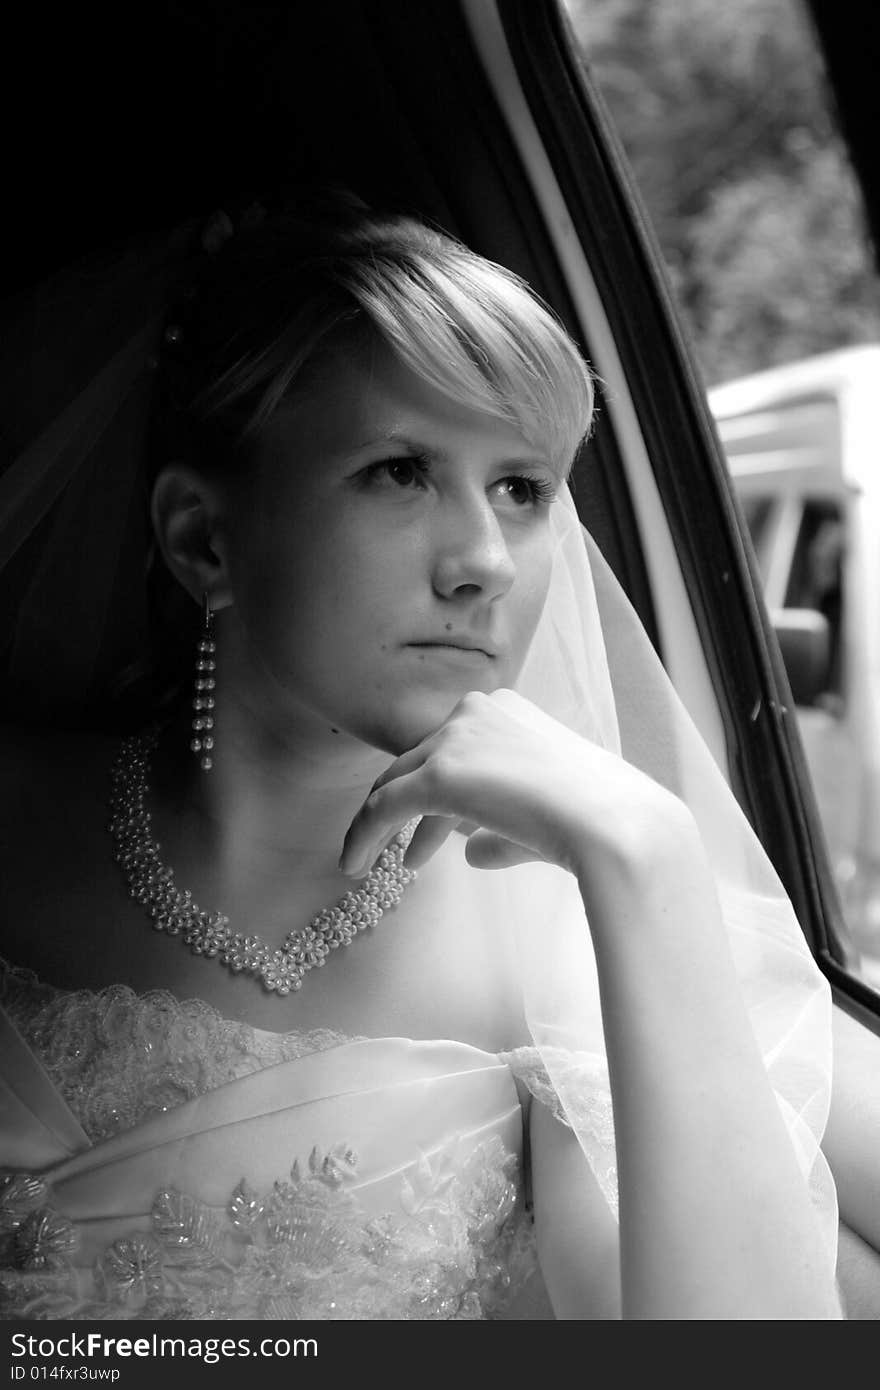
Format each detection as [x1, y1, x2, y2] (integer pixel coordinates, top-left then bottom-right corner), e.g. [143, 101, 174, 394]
[0, 228, 838, 1270]
[510, 491, 837, 1264]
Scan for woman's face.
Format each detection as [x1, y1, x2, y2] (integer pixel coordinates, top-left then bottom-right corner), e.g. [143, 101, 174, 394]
[222, 335, 564, 755]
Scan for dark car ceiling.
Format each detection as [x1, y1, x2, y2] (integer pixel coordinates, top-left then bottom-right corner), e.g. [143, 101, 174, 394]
[6, 2, 453, 289]
[6, 2, 565, 304]
[3, 0, 584, 419]
[4, 0, 595, 446]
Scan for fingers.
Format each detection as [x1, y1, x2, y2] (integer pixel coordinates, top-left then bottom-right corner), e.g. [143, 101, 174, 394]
[464, 829, 541, 870]
[339, 695, 487, 876]
[338, 688, 562, 878]
[368, 738, 432, 792]
[402, 814, 460, 870]
[341, 781, 538, 881]
[339, 765, 444, 878]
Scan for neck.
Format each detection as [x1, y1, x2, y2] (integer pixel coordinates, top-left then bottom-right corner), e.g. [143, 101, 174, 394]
[154, 693, 393, 888]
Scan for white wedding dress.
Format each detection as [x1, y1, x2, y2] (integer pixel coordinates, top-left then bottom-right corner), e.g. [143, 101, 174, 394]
[0, 957, 585, 1320]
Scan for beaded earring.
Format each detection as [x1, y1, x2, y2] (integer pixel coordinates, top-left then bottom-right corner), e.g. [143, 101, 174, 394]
[190, 592, 217, 770]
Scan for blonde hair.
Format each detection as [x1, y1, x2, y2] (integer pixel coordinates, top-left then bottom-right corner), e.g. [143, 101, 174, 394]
[162, 201, 595, 476]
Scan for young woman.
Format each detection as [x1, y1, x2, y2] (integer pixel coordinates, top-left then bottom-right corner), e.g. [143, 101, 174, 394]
[0, 197, 842, 1319]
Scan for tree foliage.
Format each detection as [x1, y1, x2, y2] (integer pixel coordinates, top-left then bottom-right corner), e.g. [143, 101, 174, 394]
[563, 0, 880, 383]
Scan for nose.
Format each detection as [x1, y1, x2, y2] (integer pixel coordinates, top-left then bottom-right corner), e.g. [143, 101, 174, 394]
[431, 494, 516, 602]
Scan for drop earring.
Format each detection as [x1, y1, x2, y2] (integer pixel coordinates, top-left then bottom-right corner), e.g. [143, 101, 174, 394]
[190, 592, 216, 770]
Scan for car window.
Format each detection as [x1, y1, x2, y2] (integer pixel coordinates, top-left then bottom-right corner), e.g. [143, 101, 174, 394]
[561, 0, 880, 994]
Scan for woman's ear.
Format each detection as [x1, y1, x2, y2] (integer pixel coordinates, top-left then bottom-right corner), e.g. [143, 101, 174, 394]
[150, 466, 234, 609]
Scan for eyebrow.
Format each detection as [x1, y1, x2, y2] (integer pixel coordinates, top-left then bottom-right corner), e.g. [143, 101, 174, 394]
[351, 431, 556, 472]
[350, 433, 449, 460]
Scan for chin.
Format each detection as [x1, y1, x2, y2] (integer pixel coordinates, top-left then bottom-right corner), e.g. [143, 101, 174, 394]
[352, 689, 468, 756]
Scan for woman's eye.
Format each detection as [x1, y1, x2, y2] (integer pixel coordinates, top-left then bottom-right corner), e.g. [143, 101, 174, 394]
[495, 475, 558, 508]
[357, 459, 556, 508]
[362, 457, 429, 489]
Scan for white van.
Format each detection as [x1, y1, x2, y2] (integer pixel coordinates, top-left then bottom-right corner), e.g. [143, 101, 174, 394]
[709, 346, 880, 979]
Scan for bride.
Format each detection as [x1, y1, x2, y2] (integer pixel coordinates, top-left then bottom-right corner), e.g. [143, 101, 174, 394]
[0, 194, 842, 1319]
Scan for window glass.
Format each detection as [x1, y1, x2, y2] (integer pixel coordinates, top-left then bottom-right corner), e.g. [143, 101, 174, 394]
[562, 0, 880, 379]
[563, 0, 880, 985]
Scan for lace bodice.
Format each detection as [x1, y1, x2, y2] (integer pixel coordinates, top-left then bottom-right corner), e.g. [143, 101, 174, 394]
[1, 959, 361, 1145]
[0, 959, 573, 1320]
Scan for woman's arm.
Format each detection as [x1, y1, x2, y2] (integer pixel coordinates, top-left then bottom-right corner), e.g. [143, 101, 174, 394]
[531, 802, 841, 1319]
[529, 1099, 622, 1319]
[342, 688, 842, 1318]
[579, 803, 841, 1318]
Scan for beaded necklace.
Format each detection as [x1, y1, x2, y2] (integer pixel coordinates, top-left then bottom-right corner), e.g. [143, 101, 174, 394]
[109, 730, 417, 996]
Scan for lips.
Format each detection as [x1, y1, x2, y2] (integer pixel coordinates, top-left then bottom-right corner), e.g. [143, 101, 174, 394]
[407, 640, 497, 658]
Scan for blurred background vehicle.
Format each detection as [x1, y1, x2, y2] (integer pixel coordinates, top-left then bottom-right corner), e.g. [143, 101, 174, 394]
[710, 348, 880, 983]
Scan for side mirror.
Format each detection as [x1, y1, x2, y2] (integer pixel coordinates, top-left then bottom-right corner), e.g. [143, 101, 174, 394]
[769, 608, 831, 708]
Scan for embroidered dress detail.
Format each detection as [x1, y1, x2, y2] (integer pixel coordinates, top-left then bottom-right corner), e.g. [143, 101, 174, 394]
[0, 1137, 536, 1319]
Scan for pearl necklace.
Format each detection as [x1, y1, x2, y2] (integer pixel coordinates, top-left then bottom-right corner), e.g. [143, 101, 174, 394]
[108, 730, 417, 996]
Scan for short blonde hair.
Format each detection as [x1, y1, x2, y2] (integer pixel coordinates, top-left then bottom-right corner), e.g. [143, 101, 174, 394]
[160, 198, 595, 476]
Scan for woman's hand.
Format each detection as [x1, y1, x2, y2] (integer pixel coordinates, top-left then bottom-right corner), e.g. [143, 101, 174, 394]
[339, 687, 695, 897]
